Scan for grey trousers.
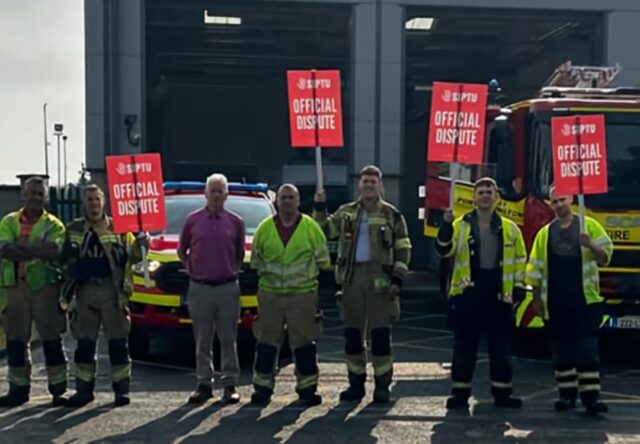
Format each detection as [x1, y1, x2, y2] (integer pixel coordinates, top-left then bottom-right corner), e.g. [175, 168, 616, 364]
[187, 280, 241, 388]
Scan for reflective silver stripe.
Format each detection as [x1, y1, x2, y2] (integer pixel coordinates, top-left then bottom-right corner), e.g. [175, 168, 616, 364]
[578, 372, 600, 379]
[592, 237, 610, 247]
[394, 238, 412, 249]
[529, 259, 544, 267]
[502, 258, 515, 266]
[556, 369, 577, 378]
[452, 382, 471, 388]
[527, 271, 542, 280]
[491, 381, 512, 388]
[393, 261, 409, 272]
[558, 381, 578, 388]
[578, 384, 601, 392]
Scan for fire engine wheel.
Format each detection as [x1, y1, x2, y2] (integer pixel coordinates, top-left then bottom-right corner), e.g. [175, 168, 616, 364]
[129, 327, 151, 360]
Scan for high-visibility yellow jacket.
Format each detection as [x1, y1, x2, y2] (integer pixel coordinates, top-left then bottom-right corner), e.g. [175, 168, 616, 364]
[251, 214, 330, 294]
[437, 210, 527, 302]
[525, 216, 613, 319]
[313, 199, 412, 286]
[0, 209, 65, 291]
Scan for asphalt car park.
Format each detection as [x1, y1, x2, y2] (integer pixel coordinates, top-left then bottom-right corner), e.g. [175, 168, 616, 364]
[2, 274, 640, 443]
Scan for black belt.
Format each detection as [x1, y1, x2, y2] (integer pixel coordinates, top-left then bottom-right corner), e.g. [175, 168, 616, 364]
[191, 276, 237, 287]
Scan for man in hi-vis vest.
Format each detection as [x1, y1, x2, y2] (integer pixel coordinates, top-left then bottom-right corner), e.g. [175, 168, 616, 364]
[250, 184, 330, 406]
[526, 186, 612, 415]
[437, 177, 527, 410]
[0, 176, 67, 407]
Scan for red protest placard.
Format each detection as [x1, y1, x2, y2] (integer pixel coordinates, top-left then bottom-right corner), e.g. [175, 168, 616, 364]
[287, 70, 343, 147]
[105, 153, 167, 234]
[427, 82, 488, 164]
[551, 114, 608, 195]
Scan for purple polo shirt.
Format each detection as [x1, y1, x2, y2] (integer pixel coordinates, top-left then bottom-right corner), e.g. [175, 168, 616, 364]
[179, 207, 245, 282]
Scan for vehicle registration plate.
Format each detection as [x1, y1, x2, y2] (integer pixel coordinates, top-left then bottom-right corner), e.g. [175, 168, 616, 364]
[612, 316, 640, 329]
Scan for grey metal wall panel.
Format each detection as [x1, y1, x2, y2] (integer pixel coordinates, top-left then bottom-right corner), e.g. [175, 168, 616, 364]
[606, 11, 640, 86]
[352, 4, 378, 171]
[353, 121, 376, 169]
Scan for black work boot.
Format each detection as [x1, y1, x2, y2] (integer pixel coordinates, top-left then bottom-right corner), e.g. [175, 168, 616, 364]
[296, 385, 322, 407]
[188, 384, 213, 404]
[554, 397, 577, 412]
[113, 378, 131, 407]
[250, 385, 272, 406]
[584, 400, 608, 415]
[372, 372, 392, 404]
[0, 384, 30, 408]
[494, 395, 523, 409]
[446, 395, 469, 409]
[339, 372, 366, 403]
[49, 382, 68, 407]
[67, 380, 95, 408]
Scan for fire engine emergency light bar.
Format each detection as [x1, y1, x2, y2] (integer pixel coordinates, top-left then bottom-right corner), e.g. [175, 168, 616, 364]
[163, 181, 269, 193]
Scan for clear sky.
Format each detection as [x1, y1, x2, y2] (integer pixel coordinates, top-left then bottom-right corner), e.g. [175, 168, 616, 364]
[0, 0, 84, 186]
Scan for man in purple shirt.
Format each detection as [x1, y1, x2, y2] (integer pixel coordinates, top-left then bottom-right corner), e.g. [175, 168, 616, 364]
[178, 173, 245, 404]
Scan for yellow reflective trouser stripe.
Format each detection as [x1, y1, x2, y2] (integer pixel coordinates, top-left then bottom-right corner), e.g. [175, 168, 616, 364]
[46, 363, 68, 386]
[346, 360, 366, 376]
[556, 369, 577, 378]
[578, 372, 600, 379]
[579, 384, 601, 392]
[394, 238, 412, 249]
[75, 363, 96, 382]
[112, 364, 131, 383]
[252, 372, 275, 389]
[296, 373, 318, 391]
[558, 381, 579, 388]
[393, 261, 409, 272]
[373, 358, 393, 376]
[452, 382, 471, 389]
[491, 381, 512, 388]
[8, 366, 31, 386]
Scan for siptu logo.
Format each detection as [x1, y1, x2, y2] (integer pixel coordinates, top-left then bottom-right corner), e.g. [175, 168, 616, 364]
[297, 78, 306, 90]
[441, 89, 452, 103]
[115, 162, 152, 175]
[561, 124, 571, 137]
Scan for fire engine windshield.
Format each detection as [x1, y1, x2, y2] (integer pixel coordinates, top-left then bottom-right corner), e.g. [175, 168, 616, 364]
[537, 114, 640, 209]
[158, 195, 274, 235]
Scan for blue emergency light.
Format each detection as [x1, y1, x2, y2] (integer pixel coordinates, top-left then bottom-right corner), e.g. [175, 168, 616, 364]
[163, 181, 268, 193]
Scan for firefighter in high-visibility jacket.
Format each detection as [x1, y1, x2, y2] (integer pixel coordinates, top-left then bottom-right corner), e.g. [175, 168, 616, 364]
[0, 177, 68, 407]
[437, 177, 526, 410]
[250, 184, 330, 406]
[314, 165, 412, 404]
[526, 186, 612, 415]
[61, 184, 145, 407]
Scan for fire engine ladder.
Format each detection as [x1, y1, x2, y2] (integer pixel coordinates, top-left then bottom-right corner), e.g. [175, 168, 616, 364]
[542, 61, 622, 89]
